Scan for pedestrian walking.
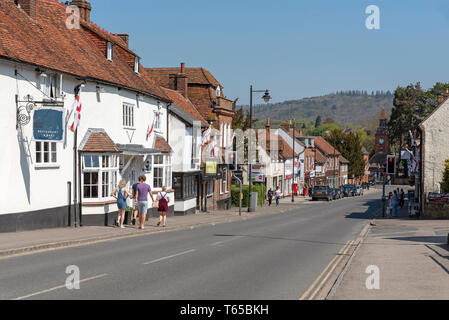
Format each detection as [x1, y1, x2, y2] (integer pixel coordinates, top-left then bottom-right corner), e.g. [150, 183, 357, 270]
[267, 188, 274, 206]
[135, 175, 154, 230]
[275, 185, 281, 206]
[156, 186, 170, 227]
[111, 179, 130, 228]
[387, 192, 393, 217]
[392, 190, 399, 216]
[131, 181, 139, 225]
[400, 189, 405, 208]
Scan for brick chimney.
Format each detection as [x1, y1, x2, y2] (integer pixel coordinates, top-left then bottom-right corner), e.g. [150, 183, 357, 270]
[169, 62, 189, 97]
[117, 34, 129, 48]
[177, 62, 188, 98]
[16, 0, 37, 19]
[266, 118, 271, 153]
[70, 0, 91, 22]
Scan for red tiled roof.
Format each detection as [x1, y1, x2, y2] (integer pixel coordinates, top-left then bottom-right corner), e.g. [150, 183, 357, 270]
[145, 67, 222, 88]
[80, 130, 120, 152]
[339, 155, 350, 164]
[160, 87, 208, 126]
[314, 136, 341, 157]
[379, 109, 387, 120]
[155, 136, 172, 153]
[315, 150, 326, 164]
[278, 136, 299, 159]
[0, 0, 169, 101]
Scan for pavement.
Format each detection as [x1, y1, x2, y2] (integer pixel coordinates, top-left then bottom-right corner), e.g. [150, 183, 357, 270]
[0, 195, 311, 258]
[0, 188, 381, 300]
[329, 185, 449, 300]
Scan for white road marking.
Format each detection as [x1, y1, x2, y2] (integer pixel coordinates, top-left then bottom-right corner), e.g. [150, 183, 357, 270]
[143, 249, 196, 265]
[211, 238, 237, 246]
[12, 273, 109, 300]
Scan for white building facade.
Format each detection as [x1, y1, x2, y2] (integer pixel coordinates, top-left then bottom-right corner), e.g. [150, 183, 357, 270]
[0, 0, 175, 231]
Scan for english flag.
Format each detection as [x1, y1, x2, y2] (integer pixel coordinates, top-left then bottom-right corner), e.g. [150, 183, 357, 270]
[210, 135, 218, 158]
[409, 130, 418, 148]
[147, 112, 159, 141]
[202, 125, 212, 145]
[70, 89, 82, 132]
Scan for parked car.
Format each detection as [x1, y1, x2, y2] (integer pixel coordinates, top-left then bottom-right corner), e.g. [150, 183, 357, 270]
[355, 185, 364, 196]
[312, 186, 333, 201]
[342, 184, 355, 197]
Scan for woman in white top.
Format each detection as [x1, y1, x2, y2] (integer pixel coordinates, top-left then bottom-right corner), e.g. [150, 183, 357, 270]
[156, 186, 170, 227]
[275, 186, 282, 206]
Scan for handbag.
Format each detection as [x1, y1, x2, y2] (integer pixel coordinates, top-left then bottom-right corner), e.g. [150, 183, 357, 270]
[152, 200, 159, 208]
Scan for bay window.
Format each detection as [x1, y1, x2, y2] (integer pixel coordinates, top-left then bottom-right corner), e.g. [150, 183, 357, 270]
[82, 154, 119, 202]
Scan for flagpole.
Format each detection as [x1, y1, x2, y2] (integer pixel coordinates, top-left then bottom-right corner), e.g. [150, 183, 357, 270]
[71, 83, 83, 228]
[73, 126, 78, 228]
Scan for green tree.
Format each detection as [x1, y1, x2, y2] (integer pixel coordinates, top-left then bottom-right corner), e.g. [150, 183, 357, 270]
[441, 159, 449, 193]
[232, 107, 245, 129]
[310, 123, 340, 136]
[388, 82, 449, 176]
[315, 115, 322, 128]
[325, 129, 365, 179]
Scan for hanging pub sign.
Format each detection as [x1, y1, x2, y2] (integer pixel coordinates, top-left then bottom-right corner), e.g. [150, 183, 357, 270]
[33, 108, 64, 141]
[205, 161, 218, 175]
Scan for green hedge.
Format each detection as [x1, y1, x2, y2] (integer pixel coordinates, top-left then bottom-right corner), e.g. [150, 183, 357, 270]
[231, 184, 267, 207]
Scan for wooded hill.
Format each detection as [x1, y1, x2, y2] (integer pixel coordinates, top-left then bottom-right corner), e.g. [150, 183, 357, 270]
[242, 90, 393, 125]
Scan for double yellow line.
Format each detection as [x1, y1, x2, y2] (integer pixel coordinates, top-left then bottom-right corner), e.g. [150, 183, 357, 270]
[299, 239, 355, 300]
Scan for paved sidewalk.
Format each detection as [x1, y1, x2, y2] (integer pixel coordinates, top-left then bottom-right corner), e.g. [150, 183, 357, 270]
[0, 196, 308, 258]
[329, 202, 449, 300]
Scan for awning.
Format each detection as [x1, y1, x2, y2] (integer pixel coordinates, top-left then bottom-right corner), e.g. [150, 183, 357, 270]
[116, 144, 158, 156]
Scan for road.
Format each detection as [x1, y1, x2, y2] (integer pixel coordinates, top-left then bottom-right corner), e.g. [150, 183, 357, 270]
[0, 190, 382, 300]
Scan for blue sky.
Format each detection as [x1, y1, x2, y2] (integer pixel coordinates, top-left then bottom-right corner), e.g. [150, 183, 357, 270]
[91, 0, 449, 105]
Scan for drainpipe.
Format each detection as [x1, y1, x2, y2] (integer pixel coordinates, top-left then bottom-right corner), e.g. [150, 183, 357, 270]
[166, 102, 172, 143]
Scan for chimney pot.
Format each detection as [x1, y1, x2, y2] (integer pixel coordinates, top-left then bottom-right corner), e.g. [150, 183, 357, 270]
[70, 0, 91, 22]
[181, 62, 186, 74]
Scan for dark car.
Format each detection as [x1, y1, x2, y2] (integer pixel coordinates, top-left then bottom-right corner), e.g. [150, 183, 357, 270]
[312, 186, 333, 201]
[330, 188, 341, 200]
[342, 184, 355, 197]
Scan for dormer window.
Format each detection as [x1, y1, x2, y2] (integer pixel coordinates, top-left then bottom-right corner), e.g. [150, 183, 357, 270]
[134, 57, 139, 73]
[106, 42, 113, 61]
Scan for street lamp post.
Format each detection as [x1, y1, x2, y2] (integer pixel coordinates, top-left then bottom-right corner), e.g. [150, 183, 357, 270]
[291, 119, 295, 202]
[248, 85, 271, 212]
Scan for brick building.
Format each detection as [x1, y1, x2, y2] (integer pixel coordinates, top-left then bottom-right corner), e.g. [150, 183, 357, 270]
[146, 64, 235, 211]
